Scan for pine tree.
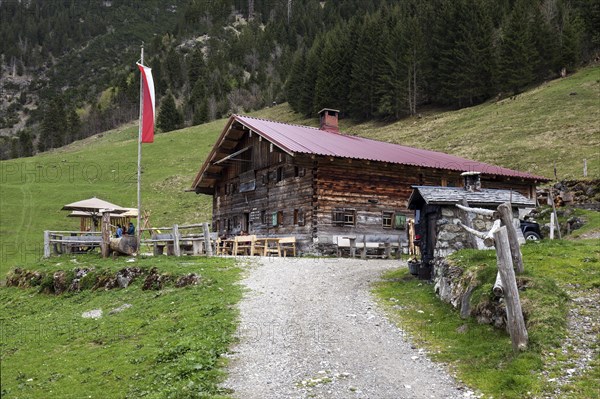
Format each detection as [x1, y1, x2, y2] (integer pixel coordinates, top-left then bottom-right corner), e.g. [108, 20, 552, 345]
[303, 37, 324, 116]
[530, 3, 560, 81]
[348, 13, 384, 120]
[498, 0, 536, 94]
[67, 108, 81, 140]
[39, 96, 67, 151]
[558, 8, 583, 72]
[285, 49, 307, 114]
[314, 22, 356, 113]
[157, 94, 183, 133]
[376, 12, 406, 119]
[18, 130, 33, 157]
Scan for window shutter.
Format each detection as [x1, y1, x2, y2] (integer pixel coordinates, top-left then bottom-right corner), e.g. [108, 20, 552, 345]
[394, 213, 406, 230]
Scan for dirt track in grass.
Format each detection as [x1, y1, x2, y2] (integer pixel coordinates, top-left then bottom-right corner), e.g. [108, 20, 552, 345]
[223, 257, 469, 399]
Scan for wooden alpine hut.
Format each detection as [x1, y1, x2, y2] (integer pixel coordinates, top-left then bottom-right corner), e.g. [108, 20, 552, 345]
[191, 109, 547, 254]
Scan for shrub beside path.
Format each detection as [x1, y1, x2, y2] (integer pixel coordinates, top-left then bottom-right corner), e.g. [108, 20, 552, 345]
[223, 257, 471, 399]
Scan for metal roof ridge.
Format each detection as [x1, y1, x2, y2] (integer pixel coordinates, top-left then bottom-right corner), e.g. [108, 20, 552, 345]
[235, 114, 324, 132]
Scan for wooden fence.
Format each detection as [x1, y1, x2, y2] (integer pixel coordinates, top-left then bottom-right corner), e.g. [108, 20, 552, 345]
[43, 230, 103, 258]
[140, 222, 216, 257]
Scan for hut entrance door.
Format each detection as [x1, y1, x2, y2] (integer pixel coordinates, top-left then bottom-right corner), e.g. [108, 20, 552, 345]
[242, 212, 250, 233]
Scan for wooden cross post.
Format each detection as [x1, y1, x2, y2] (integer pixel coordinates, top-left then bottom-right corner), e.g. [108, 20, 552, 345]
[494, 226, 528, 351]
[497, 202, 524, 274]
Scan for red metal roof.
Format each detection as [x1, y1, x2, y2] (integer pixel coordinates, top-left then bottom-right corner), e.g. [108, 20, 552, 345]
[233, 115, 547, 181]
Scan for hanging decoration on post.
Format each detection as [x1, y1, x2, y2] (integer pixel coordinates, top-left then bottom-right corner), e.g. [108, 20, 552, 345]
[135, 45, 155, 253]
[136, 62, 155, 143]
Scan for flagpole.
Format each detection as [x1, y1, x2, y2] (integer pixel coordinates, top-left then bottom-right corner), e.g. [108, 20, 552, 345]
[136, 43, 144, 254]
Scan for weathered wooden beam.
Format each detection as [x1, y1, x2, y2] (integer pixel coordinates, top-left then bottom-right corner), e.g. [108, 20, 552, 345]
[101, 211, 111, 258]
[214, 146, 252, 165]
[173, 224, 181, 257]
[44, 231, 50, 258]
[455, 203, 497, 217]
[497, 202, 524, 273]
[457, 222, 487, 240]
[460, 199, 478, 249]
[494, 226, 528, 352]
[203, 222, 213, 256]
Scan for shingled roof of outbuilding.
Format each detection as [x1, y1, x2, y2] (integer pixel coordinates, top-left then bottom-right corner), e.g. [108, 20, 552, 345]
[192, 114, 548, 190]
[408, 186, 536, 209]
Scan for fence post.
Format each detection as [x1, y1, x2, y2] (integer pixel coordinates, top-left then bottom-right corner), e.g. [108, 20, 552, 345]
[497, 202, 524, 273]
[550, 213, 555, 240]
[173, 224, 181, 257]
[202, 222, 213, 256]
[494, 226, 528, 352]
[101, 211, 111, 258]
[44, 231, 51, 258]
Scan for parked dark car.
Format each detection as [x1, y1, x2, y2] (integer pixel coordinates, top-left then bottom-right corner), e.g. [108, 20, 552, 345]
[520, 219, 543, 240]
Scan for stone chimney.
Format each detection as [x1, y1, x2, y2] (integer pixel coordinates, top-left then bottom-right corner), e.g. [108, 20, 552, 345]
[461, 171, 481, 192]
[318, 108, 340, 133]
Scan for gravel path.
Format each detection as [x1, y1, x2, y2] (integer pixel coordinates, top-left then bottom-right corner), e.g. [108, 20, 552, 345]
[223, 257, 467, 399]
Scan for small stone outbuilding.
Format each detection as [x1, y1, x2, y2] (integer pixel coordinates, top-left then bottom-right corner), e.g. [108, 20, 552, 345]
[408, 173, 536, 277]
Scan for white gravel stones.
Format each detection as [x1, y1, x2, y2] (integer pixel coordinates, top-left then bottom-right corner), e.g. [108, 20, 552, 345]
[222, 257, 466, 398]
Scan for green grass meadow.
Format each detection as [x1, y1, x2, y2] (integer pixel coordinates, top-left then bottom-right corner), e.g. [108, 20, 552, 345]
[0, 256, 241, 398]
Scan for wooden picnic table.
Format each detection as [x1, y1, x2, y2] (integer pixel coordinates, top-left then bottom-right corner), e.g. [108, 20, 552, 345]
[254, 237, 281, 256]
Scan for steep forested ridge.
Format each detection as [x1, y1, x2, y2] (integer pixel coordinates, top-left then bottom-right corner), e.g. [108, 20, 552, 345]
[0, 0, 598, 159]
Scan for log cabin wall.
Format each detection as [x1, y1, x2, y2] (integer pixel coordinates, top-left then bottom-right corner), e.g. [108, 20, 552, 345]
[211, 131, 315, 250]
[311, 157, 536, 254]
[313, 158, 462, 253]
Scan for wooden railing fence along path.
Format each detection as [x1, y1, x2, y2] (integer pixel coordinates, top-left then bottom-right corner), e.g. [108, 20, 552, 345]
[456, 201, 529, 352]
[140, 222, 215, 257]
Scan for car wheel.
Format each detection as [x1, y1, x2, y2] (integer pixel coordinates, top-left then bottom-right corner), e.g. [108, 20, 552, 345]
[524, 231, 541, 241]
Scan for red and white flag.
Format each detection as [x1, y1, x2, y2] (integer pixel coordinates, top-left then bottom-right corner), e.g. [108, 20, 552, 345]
[137, 63, 155, 143]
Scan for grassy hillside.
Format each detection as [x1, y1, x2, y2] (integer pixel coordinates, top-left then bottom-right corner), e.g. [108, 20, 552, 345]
[0, 120, 224, 275]
[0, 67, 598, 273]
[261, 66, 600, 180]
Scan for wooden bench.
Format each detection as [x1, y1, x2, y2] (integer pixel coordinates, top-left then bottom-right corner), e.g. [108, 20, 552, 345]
[278, 237, 296, 257]
[335, 236, 398, 259]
